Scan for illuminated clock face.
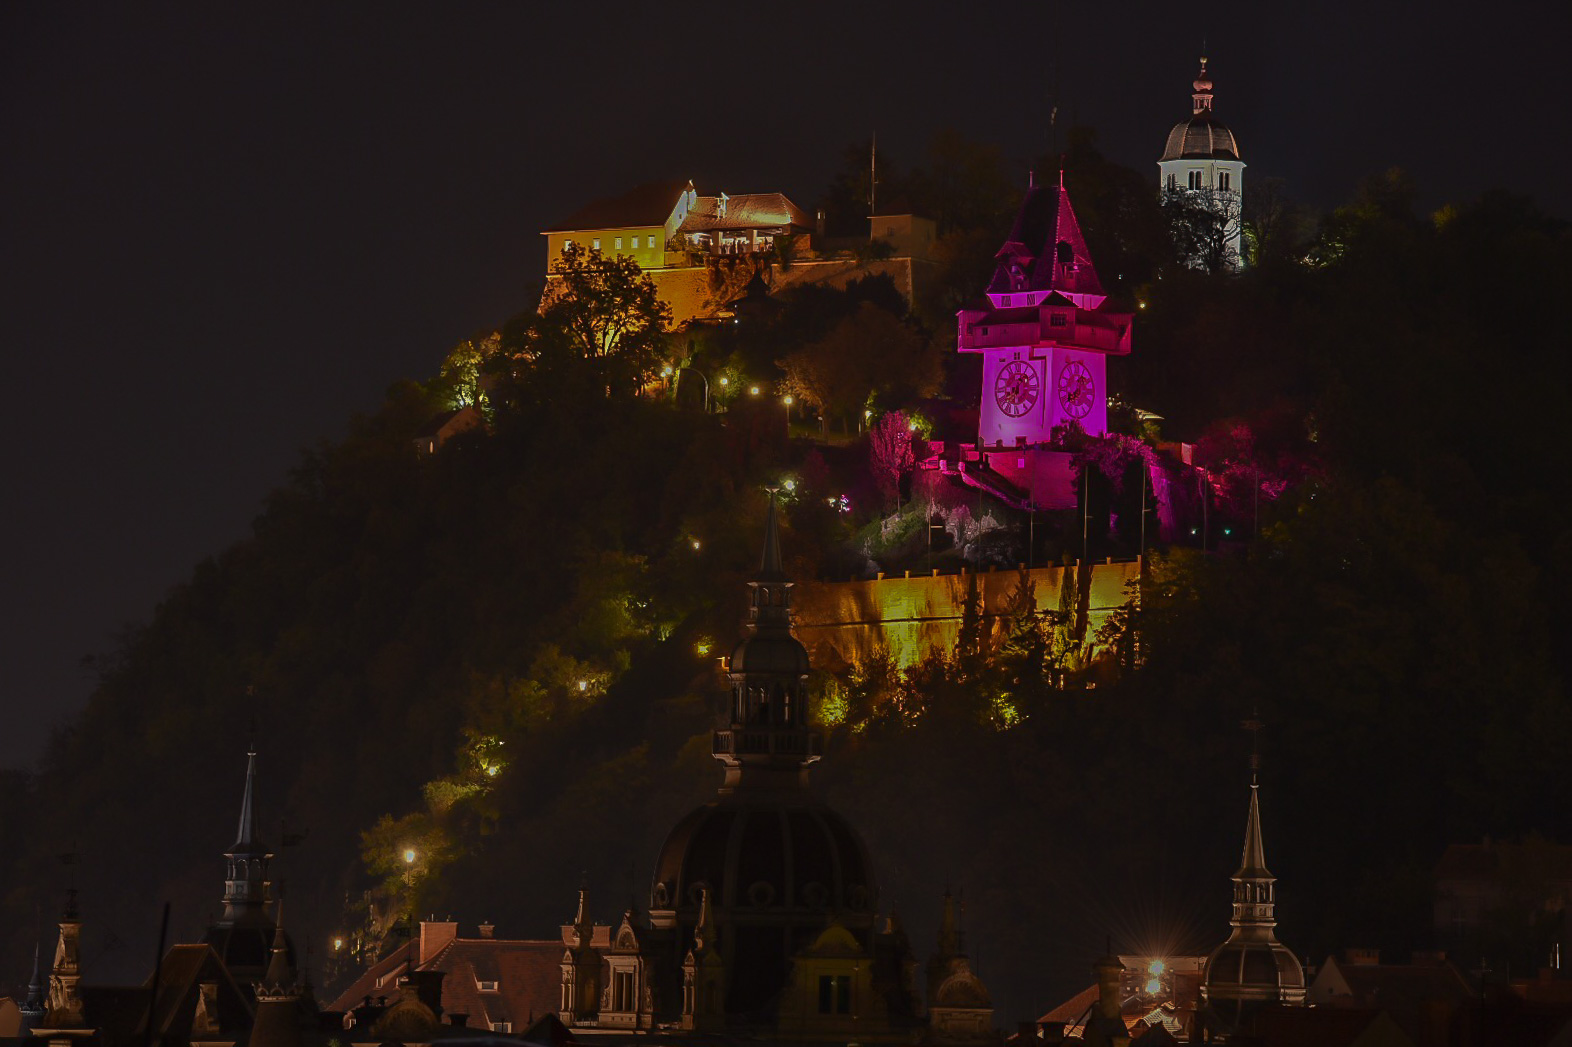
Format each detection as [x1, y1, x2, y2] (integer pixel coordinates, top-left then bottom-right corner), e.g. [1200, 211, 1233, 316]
[994, 360, 1039, 417]
[1058, 361, 1095, 418]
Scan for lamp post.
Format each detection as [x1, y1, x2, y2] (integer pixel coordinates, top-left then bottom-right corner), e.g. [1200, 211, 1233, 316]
[782, 394, 793, 438]
[403, 848, 417, 972]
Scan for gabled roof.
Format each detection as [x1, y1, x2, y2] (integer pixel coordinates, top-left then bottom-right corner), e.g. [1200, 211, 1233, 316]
[544, 182, 688, 233]
[328, 936, 562, 1032]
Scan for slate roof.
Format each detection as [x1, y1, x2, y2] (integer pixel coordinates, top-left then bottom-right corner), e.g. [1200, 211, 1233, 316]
[985, 182, 1105, 298]
[544, 182, 688, 233]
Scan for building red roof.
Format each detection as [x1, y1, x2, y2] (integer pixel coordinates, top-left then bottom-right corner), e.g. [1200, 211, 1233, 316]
[543, 182, 688, 233]
[679, 193, 811, 233]
[328, 933, 563, 1033]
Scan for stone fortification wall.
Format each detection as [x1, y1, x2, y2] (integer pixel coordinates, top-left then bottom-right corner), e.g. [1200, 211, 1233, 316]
[792, 559, 1140, 670]
[649, 256, 931, 325]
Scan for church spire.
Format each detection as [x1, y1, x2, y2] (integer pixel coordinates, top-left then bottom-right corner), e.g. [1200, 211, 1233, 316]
[712, 492, 819, 792]
[20, 939, 47, 1032]
[759, 487, 785, 580]
[218, 745, 274, 927]
[234, 745, 261, 851]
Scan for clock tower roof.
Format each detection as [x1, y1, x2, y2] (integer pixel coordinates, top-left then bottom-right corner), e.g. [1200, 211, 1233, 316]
[986, 178, 1104, 301]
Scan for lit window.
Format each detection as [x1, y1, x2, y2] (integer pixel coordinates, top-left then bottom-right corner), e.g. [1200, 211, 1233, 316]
[614, 237, 622, 250]
[492, 1022, 511, 1033]
[1219, 171, 1231, 191]
[562, 239, 573, 253]
[647, 235, 656, 248]
[592, 238, 601, 250]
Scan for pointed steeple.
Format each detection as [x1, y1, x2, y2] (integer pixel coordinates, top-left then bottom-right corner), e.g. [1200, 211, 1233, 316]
[713, 492, 819, 792]
[20, 940, 48, 1031]
[214, 745, 275, 934]
[234, 746, 262, 851]
[758, 489, 785, 580]
[261, 902, 294, 990]
[1238, 784, 1271, 880]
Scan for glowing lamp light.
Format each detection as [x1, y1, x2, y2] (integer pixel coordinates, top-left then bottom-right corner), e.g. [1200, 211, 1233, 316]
[690, 538, 702, 551]
[783, 394, 794, 406]
[1145, 978, 1161, 994]
[403, 848, 417, 865]
[782, 478, 796, 492]
[864, 409, 873, 419]
[908, 422, 919, 432]
[577, 679, 588, 692]
[485, 765, 499, 777]
[333, 937, 345, 951]
[1190, 527, 1198, 536]
[695, 638, 713, 656]
[1139, 301, 1148, 310]
[1148, 960, 1166, 976]
[749, 385, 760, 396]
[719, 376, 729, 387]
[661, 365, 674, 377]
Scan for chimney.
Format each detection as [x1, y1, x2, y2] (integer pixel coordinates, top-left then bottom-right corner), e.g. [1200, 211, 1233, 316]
[418, 920, 458, 964]
[815, 209, 826, 243]
[1040, 1021, 1067, 1044]
[478, 921, 496, 940]
[448, 1013, 469, 1028]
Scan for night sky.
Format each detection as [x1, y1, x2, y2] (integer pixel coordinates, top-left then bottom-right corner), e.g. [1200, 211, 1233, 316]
[0, 1, 1560, 769]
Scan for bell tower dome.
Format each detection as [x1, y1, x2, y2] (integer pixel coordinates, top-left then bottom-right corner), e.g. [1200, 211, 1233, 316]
[1158, 56, 1247, 270]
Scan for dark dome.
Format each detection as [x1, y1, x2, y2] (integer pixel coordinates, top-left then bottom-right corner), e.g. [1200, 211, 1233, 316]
[729, 632, 811, 676]
[651, 798, 874, 915]
[1203, 941, 1304, 994]
[1161, 113, 1241, 161]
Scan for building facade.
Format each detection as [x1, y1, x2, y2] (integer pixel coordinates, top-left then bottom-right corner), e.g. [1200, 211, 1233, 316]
[1158, 59, 1246, 271]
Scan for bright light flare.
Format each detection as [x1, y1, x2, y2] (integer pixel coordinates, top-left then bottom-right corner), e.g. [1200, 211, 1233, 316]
[403, 848, 416, 865]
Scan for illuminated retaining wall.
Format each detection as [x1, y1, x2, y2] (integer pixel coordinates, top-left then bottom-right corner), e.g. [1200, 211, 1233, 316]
[791, 559, 1141, 670]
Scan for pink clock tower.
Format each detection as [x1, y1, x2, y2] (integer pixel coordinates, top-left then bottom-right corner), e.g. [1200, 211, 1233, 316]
[953, 175, 1131, 507]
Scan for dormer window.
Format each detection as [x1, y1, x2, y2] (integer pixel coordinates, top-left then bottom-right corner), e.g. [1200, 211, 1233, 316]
[477, 980, 499, 992]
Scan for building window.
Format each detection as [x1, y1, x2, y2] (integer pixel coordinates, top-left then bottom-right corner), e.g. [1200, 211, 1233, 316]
[817, 974, 851, 1014]
[492, 1022, 511, 1033]
[1188, 170, 1203, 190]
[1167, 174, 1177, 190]
[1050, 313, 1067, 327]
[644, 235, 653, 249]
[562, 239, 573, 253]
[592, 238, 601, 250]
[613, 970, 635, 1012]
[477, 980, 498, 992]
[1219, 171, 1231, 191]
[1000, 295, 1011, 307]
[614, 237, 622, 250]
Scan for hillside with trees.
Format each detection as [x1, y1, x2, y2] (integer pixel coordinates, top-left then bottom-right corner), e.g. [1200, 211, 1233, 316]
[2, 132, 1570, 1021]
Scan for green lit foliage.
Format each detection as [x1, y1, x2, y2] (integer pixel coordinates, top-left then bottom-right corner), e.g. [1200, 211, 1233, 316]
[497, 245, 671, 401]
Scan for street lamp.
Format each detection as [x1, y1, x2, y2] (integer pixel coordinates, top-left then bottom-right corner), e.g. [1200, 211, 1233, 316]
[782, 394, 794, 437]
